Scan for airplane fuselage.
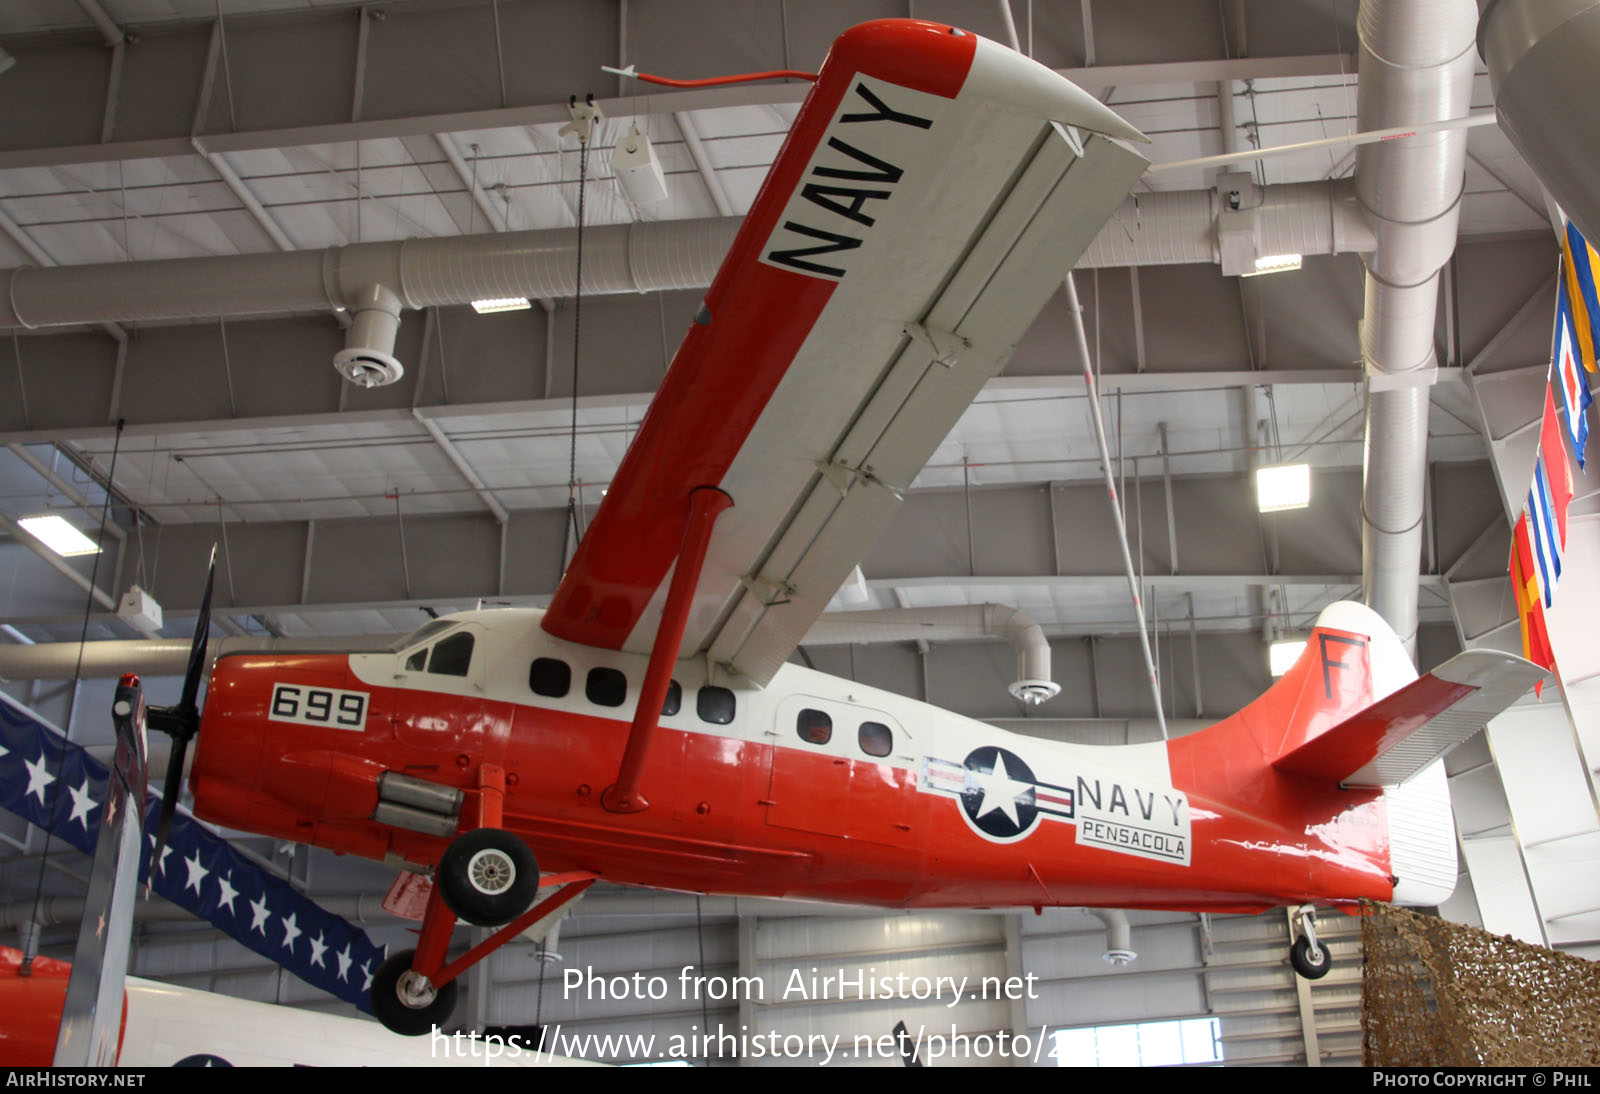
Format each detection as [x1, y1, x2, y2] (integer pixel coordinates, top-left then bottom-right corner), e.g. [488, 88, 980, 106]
[190, 608, 1399, 914]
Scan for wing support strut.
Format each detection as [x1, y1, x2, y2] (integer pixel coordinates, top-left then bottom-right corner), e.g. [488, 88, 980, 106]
[603, 486, 734, 814]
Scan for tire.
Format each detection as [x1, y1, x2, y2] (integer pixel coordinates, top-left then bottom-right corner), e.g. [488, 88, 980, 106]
[1290, 935, 1332, 979]
[371, 949, 459, 1036]
[437, 828, 540, 928]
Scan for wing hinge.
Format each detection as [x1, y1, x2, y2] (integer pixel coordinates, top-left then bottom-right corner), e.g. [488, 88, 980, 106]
[903, 321, 970, 368]
[740, 572, 796, 608]
[815, 458, 906, 500]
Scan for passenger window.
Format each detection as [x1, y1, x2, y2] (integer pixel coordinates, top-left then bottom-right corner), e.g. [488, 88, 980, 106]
[663, 679, 682, 717]
[586, 667, 627, 708]
[427, 631, 474, 676]
[697, 685, 736, 726]
[859, 721, 893, 758]
[405, 648, 427, 672]
[797, 708, 832, 745]
[529, 658, 570, 698]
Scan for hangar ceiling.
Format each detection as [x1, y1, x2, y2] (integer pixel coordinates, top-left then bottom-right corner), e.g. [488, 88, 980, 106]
[0, 0, 1591, 1065]
[0, 0, 1556, 662]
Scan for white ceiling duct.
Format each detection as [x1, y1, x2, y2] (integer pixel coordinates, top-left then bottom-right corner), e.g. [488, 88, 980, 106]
[1479, 0, 1600, 248]
[1354, 0, 1476, 656]
[0, 635, 391, 681]
[0, 181, 1373, 335]
[806, 604, 1060, 704]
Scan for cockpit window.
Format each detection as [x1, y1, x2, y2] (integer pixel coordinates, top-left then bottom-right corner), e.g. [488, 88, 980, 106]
[405, 648, 427, 672]
[388, 619, 455, 653]
[427, 631, 475, 677]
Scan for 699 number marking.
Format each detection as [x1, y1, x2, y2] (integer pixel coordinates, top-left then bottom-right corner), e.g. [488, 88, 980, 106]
[268, 683, 368, 730]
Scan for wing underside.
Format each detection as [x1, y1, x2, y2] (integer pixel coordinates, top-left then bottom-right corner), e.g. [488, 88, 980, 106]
[542, 21, 1148, 685]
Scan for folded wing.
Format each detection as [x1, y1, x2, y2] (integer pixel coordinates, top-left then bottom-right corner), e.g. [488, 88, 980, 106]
[542, 19, 1148, 684]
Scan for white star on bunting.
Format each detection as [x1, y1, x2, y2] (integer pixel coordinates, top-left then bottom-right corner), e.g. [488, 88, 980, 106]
[183, 850, 209, 894]
[308, 933, 328, 968]
[280, 913, 302, 952]
[248, 895, 271, 935]
[215, 873, 239, 916]
[66, 778, 98, 830]
[336, 945, 353, 983]
[23, 752, 55, 805]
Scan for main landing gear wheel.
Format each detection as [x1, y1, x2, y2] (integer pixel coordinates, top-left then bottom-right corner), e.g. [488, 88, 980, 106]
[1290, 935, 1332, 979]
[371, 949, 459, 1036]
[1288, 905, 1332, 979]
[437, 828, 540, 927]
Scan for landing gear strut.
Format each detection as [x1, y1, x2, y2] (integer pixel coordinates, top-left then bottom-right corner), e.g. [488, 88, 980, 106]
[369, 870, 596, 1036]
[1289, 905, 1332, 979]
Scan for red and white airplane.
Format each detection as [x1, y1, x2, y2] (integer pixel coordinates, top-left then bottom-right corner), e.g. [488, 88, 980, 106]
[125, 18, 1541, 1035]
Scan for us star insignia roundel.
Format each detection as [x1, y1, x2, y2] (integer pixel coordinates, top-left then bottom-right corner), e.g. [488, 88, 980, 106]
[920, 746, 1077, 843]
[961, 746, 1039, 839]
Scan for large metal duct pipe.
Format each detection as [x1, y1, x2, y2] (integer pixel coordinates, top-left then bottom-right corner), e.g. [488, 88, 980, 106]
[1080, 180, 1374, 268]
[1355, 0, 1476, 656]
[0, 181, 1374, 335]
[0, 217, 742, 330]
[806, 604, 1060, 704]
[0, 635, 392, 681]
[1479, 0, 1600, 249]
[0, 605, 1058, 697]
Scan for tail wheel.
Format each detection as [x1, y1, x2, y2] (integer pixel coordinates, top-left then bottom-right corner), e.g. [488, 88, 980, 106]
[438, 828, 540, 928]
[371, 949, 459, 1036]
[1290, 935, 1332, 979]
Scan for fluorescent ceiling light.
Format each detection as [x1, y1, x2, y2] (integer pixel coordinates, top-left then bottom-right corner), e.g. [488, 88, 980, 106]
[1244, 253, 1302, 277]
[1269, 638, 1306, 677]
[1255, 463, 1311, 512]
[471, 297, 532, 314]
[19, 514, 101, 557]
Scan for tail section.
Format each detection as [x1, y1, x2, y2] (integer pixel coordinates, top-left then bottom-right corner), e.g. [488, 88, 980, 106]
[1175, 602, 1541, 907]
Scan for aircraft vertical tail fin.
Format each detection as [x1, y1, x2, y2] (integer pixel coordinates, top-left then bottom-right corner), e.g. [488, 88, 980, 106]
[1219, 601, 1421, 770]
[1191, 601, 1540, 907]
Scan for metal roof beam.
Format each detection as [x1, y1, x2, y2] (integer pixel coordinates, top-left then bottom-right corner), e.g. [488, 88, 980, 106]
[0, 29, 1354, 175]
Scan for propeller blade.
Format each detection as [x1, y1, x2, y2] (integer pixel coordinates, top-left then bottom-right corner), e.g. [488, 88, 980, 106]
[177, 546, 217, 715]
[149, 735, 190, 882]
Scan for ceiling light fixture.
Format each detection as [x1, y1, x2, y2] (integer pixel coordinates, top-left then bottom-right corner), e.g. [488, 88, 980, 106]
[612, 125, 668, 206]
[1269, 637, 1306, 677]
[1255, 463, 1311, 512]
[471, 297, 532, 314]
[18, 514, 101, 557]
[1244, 252, 1303, 277]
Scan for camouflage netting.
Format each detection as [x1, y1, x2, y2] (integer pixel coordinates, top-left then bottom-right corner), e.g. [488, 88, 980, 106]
[1362, 900, 1600, 1066]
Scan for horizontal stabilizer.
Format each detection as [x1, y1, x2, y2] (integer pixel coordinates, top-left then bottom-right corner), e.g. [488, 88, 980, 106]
[1273, 649, 1546, 787]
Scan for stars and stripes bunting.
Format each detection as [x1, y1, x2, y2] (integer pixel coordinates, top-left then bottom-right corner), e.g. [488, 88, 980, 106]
[0, 690, 385, 1012]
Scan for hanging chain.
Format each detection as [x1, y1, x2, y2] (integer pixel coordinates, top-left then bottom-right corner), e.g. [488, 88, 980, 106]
[559, 130, 589, 576]
[21, 422, 125, 974]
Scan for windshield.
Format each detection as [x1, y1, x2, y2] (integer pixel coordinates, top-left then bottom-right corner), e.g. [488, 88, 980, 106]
[385, 619, 456, 653]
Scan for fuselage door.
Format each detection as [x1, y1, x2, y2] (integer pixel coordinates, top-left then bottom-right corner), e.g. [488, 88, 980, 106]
[764, 694, 916, 844]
